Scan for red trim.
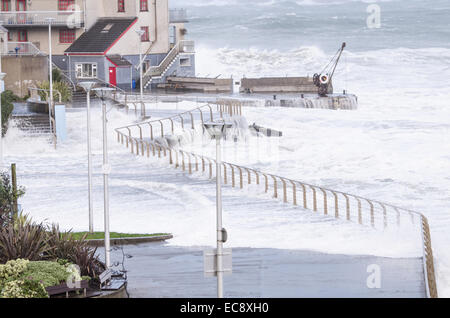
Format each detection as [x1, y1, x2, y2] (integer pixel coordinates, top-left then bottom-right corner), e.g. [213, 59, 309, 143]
[106, 56, 118, 67]
[66, 53, 104, 56]
[66, 18, 138, 56]
[103, 17, 138, 55]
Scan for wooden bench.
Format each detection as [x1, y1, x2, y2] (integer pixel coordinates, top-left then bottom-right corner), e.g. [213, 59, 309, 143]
[46, 280, 89, 298]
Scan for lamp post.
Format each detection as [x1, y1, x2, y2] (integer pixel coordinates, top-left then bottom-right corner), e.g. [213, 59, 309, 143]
[79, 81, 97, 234]
[93, 87, 115, 269]
[203, 120, 232, 298]
[0, 72, 5, 167]
[135, 29, 145, 117]
[45, 17, 55, 136]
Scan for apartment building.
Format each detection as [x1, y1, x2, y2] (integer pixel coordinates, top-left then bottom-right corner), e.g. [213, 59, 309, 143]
[0, 0, 195, 90]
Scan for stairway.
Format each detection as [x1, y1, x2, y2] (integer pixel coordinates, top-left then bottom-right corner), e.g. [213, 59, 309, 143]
[143, 55, 180, 89]
[13, 114, 52, 137]
[71, 90, 88, 108]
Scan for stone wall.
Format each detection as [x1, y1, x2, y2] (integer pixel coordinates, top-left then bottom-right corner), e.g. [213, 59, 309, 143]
[2, 56, 49, 97]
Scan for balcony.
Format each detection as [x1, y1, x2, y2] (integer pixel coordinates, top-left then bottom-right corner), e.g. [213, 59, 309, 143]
[169, 9, 188, 23]
[1, 42, 45, 56]
[0, 11, 84, 28]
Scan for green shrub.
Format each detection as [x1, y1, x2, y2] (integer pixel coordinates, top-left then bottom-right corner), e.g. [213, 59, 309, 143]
[45, 225, 105, 279]
[19, 261, 79, 288]
[0, 259, 84, 298]
[1, 277, 48, 298]
[0, 259, 29, 283]
[38, 80, 72, 103]
[52, 68, 62, 83]
[0, 216, 50, 263]
[1, 91, 16, 137]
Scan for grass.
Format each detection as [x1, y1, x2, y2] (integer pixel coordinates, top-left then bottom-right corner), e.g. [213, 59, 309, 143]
[71, 232, 170, 240]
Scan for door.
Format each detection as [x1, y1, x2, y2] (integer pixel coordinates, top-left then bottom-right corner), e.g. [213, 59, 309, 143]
[109, 67, 117, 87]
[16, 0, 27, 24]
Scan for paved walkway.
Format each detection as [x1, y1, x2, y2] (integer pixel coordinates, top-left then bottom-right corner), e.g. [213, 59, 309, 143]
[98, 243, 426, 298]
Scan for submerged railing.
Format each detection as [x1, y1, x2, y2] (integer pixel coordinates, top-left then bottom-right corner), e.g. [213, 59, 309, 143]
[113, 98, 438, 298]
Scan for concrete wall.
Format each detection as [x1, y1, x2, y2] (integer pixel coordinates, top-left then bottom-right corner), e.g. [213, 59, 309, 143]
[2, 55, 49, 97]
[240, 77, 333, 94]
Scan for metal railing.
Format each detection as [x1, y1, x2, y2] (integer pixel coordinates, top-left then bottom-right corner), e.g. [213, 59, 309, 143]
[28, 87, 62, 104]
[142, 40, 195, 85]
[0, 11, 84, 27]
[2, 42, 45, 56]
[170, 8, 188, 23]
[113, 99, 438, 298]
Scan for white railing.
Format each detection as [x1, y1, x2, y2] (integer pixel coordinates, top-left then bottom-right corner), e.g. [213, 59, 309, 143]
[112, 99, 438, 299]
[169, 8, 188, 23]
[2, 42, 45, 56]
[0, 11, 84, 27]
[142, 40, 195, 86]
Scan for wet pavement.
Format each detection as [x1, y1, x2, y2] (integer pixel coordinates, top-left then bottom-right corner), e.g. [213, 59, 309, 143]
[97, 242, 426, 298]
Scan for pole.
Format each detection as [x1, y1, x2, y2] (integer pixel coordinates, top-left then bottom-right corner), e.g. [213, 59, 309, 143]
[11, 163, 17, 217]
[0, 58, 3, 167]
[48, 21, 54, 143]
[102, 98, 111, 268]
[216, 136, 223, 298]
[139, 41, 144, 117]
[86, 89, 93, 233]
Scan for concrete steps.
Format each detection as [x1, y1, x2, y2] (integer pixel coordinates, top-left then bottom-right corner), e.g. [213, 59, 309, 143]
[143, 54, 180, 89]
[12, 114, 52, 136]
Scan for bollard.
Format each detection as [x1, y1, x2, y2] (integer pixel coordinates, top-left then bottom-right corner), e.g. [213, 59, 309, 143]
[11, 164, 18, 217]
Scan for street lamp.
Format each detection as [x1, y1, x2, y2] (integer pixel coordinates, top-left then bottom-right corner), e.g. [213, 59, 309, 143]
[45, 17, 56, 137]
[78, 81, 97, 234]
[203, 120, 233, 298]
[0, 72, 5, 167]
[93, 87, 115, 269]
[135, 29, 145, 117]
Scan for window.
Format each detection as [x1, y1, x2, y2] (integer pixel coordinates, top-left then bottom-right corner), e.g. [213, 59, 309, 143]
[18, 30, 27, 42]
[7, 31, 12, 41]
[75, 63, 97, 79]
[59, 29, 76, 43]
[16, 0, 26, 11]
[140, 26, 149, 42]
[1, 0, 10, 11]
[118, 0, 125, 12]
[180, 57, 191, 67]
[140, 0, 148, 11]
[101, 23, 114, 33]
[58, 0, 75, 11]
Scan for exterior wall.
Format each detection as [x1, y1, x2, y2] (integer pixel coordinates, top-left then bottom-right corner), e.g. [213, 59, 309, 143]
[66, 55, 106, 85]
[122, 53, 166, 81]
[2, 0, 171, 55]
[106, 0, 170, 55]
[2, 55, 49, 97]
[6, 0, 84, 11]
[169, 22, 186, 46]
[7, 27, 84, 55]
[105, 58, 132, 90]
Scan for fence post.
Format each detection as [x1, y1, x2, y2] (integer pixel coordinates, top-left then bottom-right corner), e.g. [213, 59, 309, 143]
[11, 163, 18, 217]
[333, 192, 339, 218]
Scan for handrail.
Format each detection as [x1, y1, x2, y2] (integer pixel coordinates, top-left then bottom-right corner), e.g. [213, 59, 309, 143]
[28, 87, 62, 104]
[114, 104, 438, 298]
[142, 40, 195, 82]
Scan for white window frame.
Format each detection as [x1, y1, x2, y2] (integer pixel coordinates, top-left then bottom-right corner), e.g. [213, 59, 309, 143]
[75, 63, 97, 79]
[179, 57, 190, 67]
